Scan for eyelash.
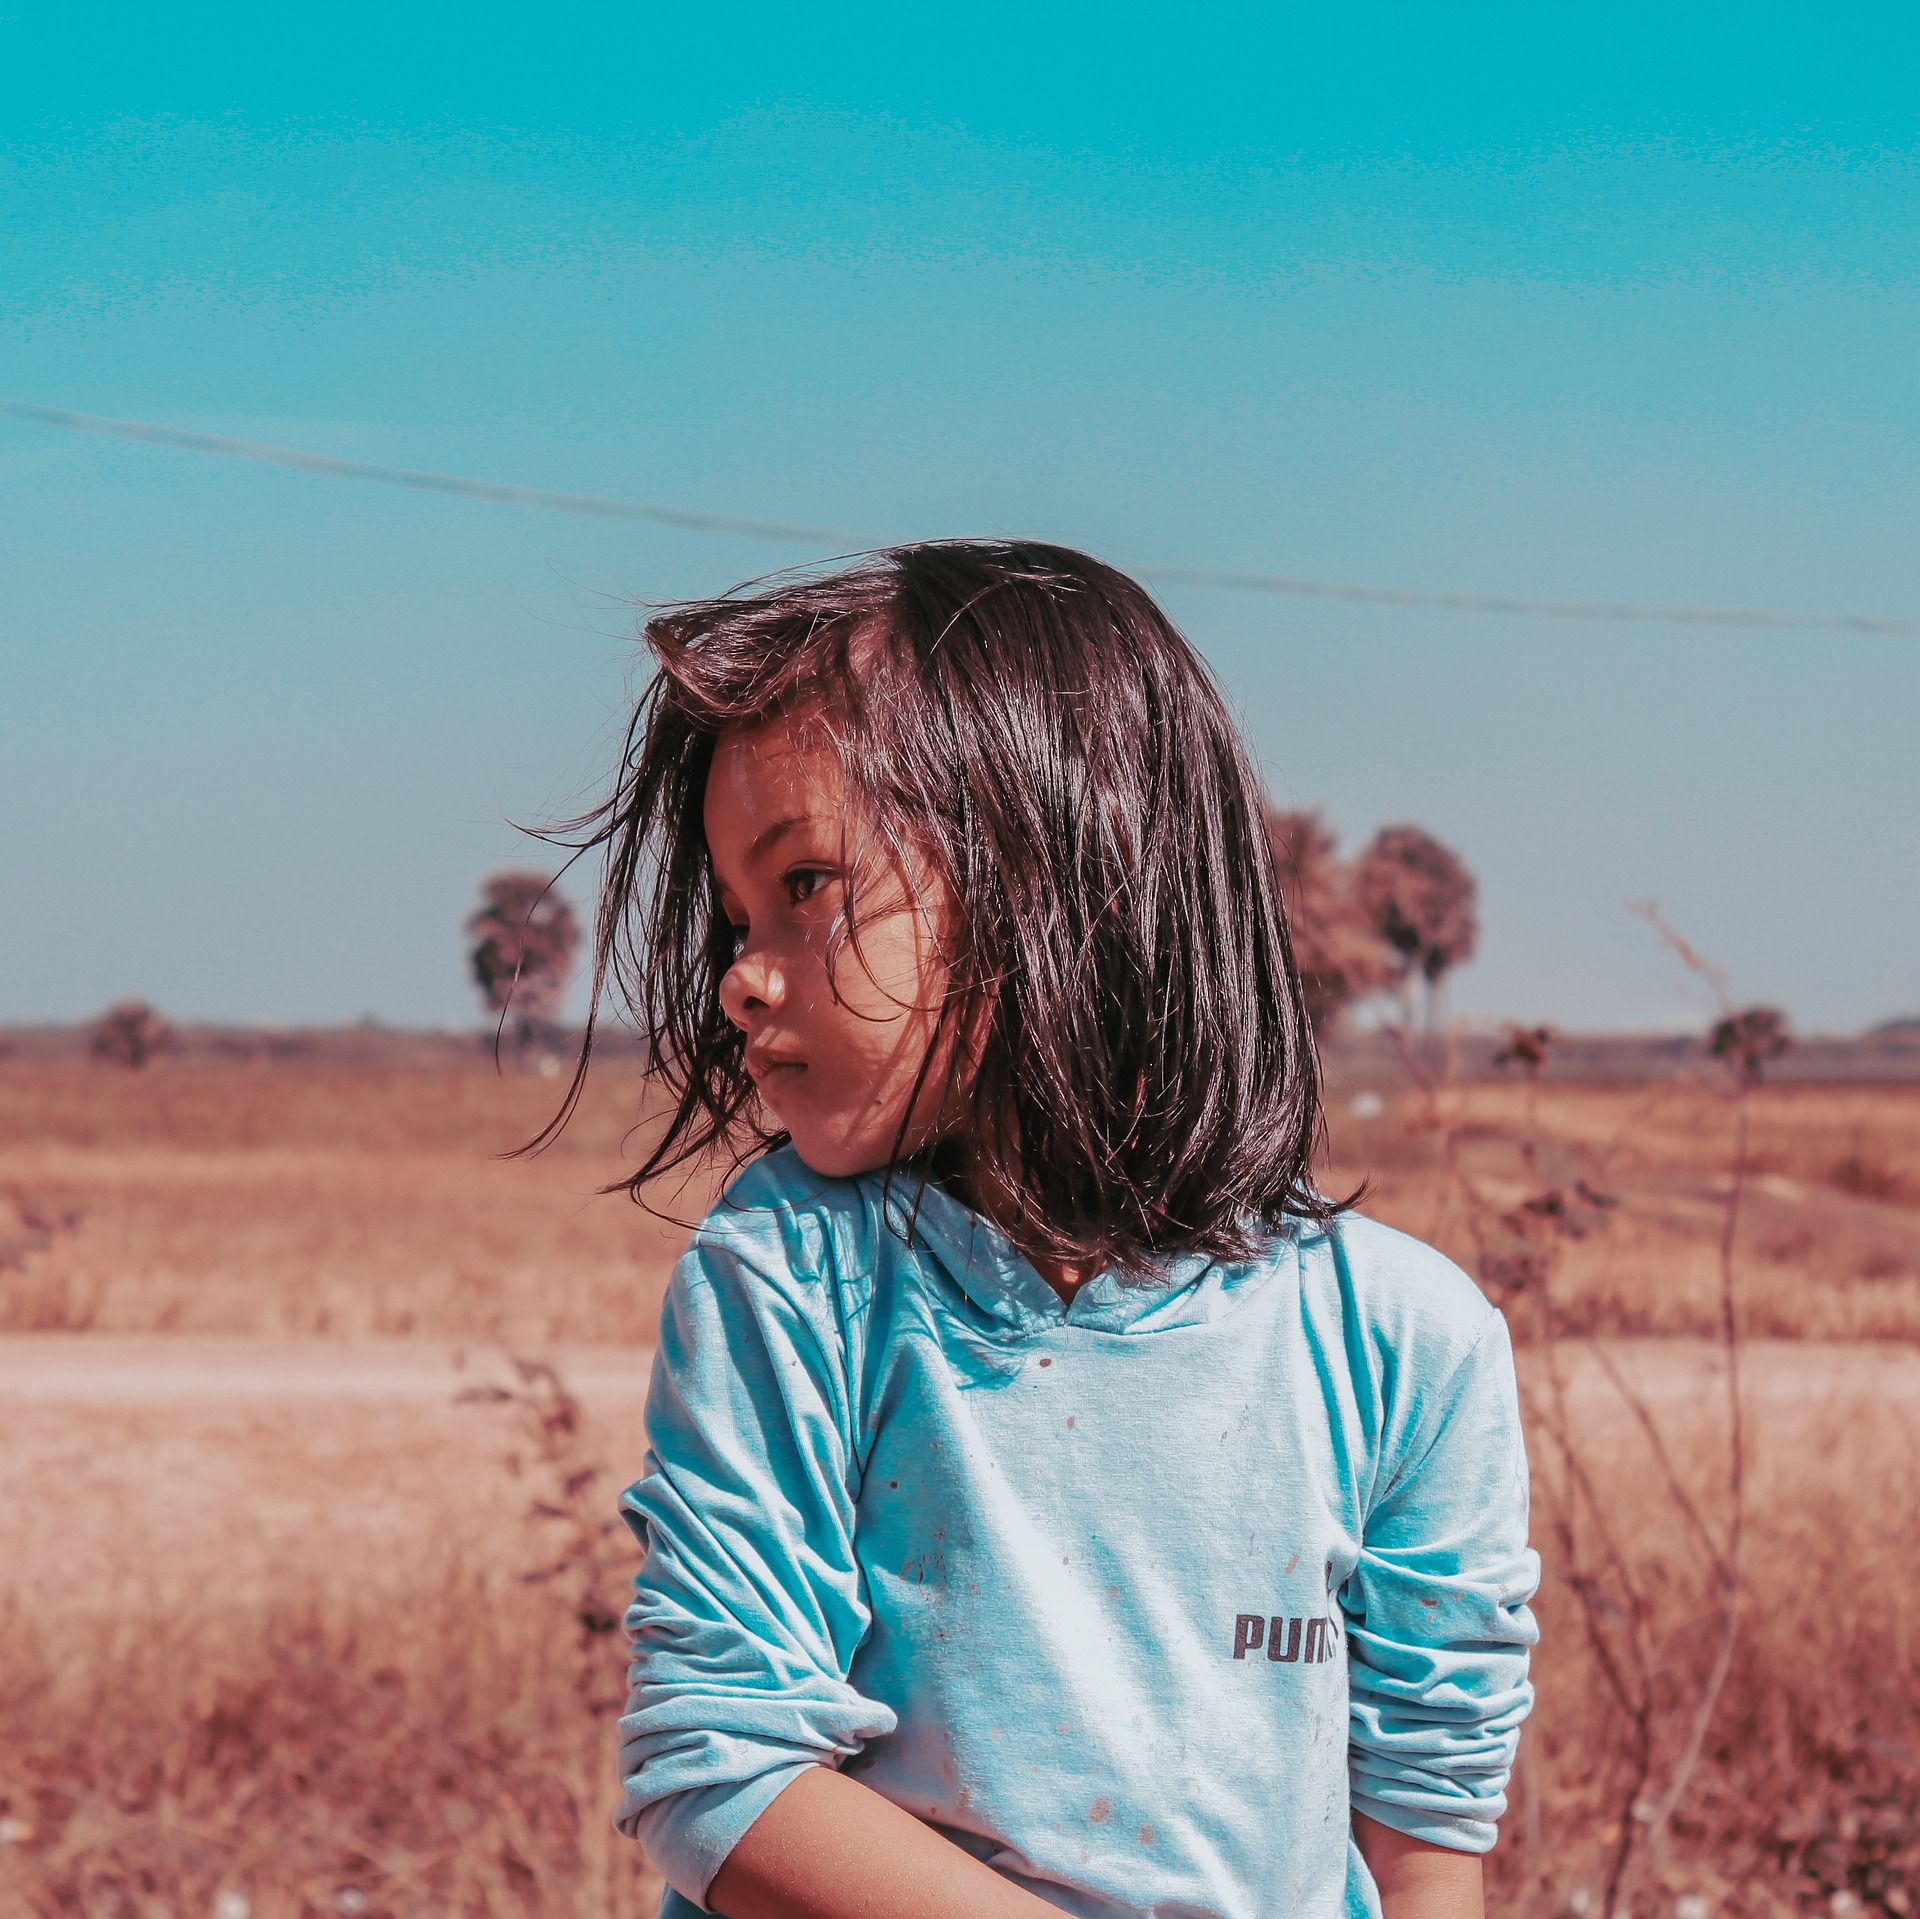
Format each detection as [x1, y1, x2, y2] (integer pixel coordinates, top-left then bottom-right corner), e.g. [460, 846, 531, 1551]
[723, 866, 837, 947]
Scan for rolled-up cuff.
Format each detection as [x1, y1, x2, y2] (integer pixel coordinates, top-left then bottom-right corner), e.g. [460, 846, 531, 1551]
[1350, 1789, 1500, 1855]
[623, 1761, 819, 1909]
[1349, 1757, 1511, 1856]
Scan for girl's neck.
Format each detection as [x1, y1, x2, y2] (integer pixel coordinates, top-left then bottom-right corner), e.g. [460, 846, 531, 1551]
[1026, 1250, 1103, 1308]
[930, 1141, 1104, 1307]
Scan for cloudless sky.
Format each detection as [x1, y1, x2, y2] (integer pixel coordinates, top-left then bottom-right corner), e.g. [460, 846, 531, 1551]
[4, 2, 1917, 1034]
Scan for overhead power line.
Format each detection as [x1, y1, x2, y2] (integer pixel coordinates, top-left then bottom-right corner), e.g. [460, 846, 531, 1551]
[0, 400, 853, 546]
[1128, 566, 1919, 636]
[7, 397, 1917, 639]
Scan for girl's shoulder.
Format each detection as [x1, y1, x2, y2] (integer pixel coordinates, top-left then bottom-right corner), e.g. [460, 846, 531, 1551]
[1292, 1211, 1523, 1515]
[676, 1148, 908, 1437]
[687, 1142, 866, 1272]
[680, 1144, 900, 1331]
[1294, 1206, 1505, 1378]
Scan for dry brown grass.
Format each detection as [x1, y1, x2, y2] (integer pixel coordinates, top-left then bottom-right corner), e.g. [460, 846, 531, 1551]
[1321, 1076, 1920, 1342]
[1498, 1358, 1920, 1917]
[3, 1574, 656, 1917]
[3, 1057, 1917, 1917]
[4, 1349, 1911, 1919]
[0, 1060, 699, 1342]
[0, 1345, 666, 1919]
[5, 1060, 1916, 1343]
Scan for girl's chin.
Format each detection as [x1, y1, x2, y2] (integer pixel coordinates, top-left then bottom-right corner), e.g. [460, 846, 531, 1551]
[785, 1135, 890, 1180]
[778, 1113, 914, 1182]
[782, 1117, 961, 1184]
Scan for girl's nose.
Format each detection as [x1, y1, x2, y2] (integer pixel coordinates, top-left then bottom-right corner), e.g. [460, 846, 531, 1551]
[718, 946, 787, 1028]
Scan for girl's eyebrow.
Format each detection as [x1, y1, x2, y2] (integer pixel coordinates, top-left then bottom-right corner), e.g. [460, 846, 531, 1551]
[745, 815, 808, 861]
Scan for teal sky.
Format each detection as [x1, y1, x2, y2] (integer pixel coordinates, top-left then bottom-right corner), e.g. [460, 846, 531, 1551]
[4, 3, 1917, 1034]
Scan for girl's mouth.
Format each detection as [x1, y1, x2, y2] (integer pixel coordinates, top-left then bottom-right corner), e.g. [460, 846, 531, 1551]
[747, 1049, 808, 1086]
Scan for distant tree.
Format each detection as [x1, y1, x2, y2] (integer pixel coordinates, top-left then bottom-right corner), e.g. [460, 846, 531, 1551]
[1353, 825, 1479, 1033]
[90, 999, 174, 1069]
[466, 872, 581, 1054]
[1263, 807, 1396, 1035]
[1709, 1004, 1792, 1084]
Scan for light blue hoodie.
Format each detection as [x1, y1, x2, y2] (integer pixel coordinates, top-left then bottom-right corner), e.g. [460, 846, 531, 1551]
[615, 1147, 1539, 1918]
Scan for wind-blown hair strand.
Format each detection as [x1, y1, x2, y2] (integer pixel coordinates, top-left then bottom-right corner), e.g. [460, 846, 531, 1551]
[513, 538, 1348, 1274]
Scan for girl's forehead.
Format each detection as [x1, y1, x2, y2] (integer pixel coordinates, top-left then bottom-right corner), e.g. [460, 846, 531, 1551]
[704, 713, 846, 840]
[714, 708, 843, 789]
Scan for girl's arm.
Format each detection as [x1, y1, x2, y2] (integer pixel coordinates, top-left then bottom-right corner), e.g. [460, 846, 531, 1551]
[1342, 1303, 1540, 1886]
[619, 1226, 1064, 1917]
[708, 1765, 1066, 1919]
[1353, 1811, 1484, 1919]
[617, 1228, 901, 1907]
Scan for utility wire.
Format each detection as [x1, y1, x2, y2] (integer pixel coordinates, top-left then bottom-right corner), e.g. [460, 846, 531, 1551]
[1128, 566, 1920, 636]
[7, 397, 1918, 638]
[0, 400, 853, 546]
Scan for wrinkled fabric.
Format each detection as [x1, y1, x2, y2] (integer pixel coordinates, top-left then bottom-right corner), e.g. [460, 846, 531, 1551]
[615, 1147, 1539, 1917]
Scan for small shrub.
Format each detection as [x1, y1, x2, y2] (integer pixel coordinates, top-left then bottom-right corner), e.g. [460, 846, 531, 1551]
[0, 1189, 83, 1275]
[1709, 1005, 1792, 1084]
[1829, 1154, 1913, 1205]
[1858, 1247, 1915, 1284]
[88, 1000, 173, 1069]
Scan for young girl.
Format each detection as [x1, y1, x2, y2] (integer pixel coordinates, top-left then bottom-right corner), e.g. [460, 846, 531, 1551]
[546, 541, 1539, 1918]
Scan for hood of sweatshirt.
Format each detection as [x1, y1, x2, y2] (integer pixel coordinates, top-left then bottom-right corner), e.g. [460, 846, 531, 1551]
[875, 1165, 1296, 1340]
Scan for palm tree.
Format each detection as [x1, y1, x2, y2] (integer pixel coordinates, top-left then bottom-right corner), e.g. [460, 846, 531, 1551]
[1353, 826, 1479, 1037]
[466, 872, 581, 1056]
[1264, 808, 1396, 1036]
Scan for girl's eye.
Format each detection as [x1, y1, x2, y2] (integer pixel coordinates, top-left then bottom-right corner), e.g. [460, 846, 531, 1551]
[785, 866, 834, 906]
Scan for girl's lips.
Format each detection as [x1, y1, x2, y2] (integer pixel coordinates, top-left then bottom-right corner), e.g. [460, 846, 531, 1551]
[747, 1052, 808, 1085]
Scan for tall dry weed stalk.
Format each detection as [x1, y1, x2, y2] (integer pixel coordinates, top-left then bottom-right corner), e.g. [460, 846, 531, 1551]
[436, 1354, 648, 1916]
[1384, 904, 1761, 1918]
[0, 1187, 82, 1278]
[457, 1356, 634, 1719]
[0, 1185, 96, 1329]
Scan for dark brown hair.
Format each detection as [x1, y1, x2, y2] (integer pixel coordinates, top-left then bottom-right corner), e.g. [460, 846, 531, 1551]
[518, 538, 1347, 1273]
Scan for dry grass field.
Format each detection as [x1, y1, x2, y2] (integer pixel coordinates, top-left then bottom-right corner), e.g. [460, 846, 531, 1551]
[5, 1060, 1915, 1346]
[3, 1054, 1917, 1918]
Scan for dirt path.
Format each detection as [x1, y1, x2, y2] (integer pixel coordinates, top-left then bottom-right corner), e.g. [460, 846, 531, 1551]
[5, 1334, 1913, 1652]
[5, 1329, 1917, 1403]
[0, 1331, 656, 1401]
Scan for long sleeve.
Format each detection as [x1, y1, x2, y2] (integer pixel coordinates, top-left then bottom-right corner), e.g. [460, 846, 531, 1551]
[1342, 1306, 1541, 1854]
[614, 1232, 898, 1909]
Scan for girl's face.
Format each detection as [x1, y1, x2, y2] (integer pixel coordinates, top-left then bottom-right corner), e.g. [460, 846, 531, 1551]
[704, 710, 966, 1179]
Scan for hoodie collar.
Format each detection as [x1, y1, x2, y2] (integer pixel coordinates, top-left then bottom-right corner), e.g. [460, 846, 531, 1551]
[877, 1170, 1289, 1338]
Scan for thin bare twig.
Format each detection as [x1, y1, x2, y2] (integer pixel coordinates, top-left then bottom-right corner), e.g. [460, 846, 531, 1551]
[1376, 923, 1755, 1918]
[1606, 903, 1752, 1917]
